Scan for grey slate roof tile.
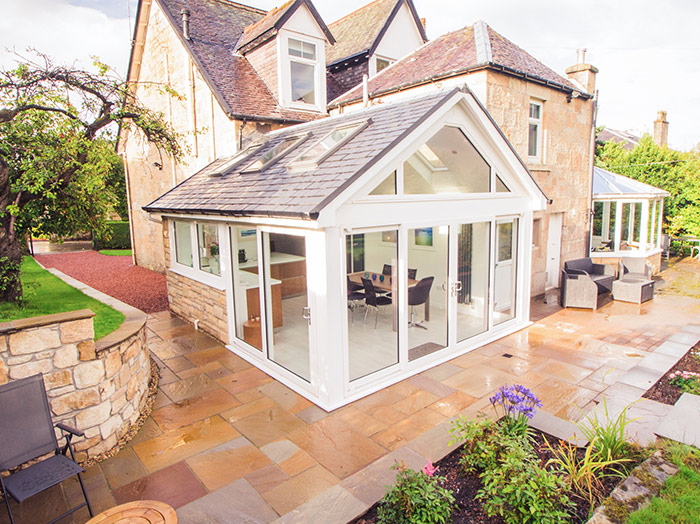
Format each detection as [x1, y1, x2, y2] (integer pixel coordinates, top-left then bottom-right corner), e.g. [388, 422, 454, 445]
[145, 89, 455, 219]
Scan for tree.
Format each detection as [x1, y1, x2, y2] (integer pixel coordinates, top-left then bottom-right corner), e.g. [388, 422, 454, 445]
[0, 54, 183, 303]
[596, 134, 700, 236]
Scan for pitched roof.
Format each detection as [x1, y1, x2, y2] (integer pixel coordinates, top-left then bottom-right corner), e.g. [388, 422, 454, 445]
[145, 90, 459, 219]
[597, 128, 640, 152]
[593, 167, 668, 198]
[153, 0, 323, 123]
[237, 0, 335, 54]
[330, 21, 587, 107]
[326, 0, 427, 66]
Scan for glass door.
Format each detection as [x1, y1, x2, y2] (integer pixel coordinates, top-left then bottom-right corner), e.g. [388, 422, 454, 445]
[455, 222, 490, 342]
[230, 226, 264, 351]
[493, 218, 518, 326]
[262, 231, 311, 382]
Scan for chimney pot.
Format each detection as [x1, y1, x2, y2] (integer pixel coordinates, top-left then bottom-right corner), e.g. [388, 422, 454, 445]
[653, 110, 669, 147]
[181, 8, 191, 40]
[577, 48, 587, 64]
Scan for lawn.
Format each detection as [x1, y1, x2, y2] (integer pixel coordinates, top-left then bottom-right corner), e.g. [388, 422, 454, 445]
[0, 257, 124, 340]
[628, 444, 700, 524]
[98, 249, 132, 256]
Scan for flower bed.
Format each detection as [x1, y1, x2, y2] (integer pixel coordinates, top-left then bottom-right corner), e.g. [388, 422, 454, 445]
[352, 384, 646, 524]
[644, 343, 700, 405]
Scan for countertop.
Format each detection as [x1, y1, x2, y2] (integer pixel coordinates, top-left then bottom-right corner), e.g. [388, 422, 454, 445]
[238, 268, 281, 289]
[238, 252, 305, 270]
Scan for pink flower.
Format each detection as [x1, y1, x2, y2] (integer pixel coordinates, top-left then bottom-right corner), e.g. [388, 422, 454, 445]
[422, 461, 438, 477]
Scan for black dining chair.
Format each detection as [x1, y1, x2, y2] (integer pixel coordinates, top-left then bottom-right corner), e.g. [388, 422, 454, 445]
[382, 264, 393, 276]
[0, 374, 93, 524]
[408, 276, 434, 329]
[407, 268, 418, 280]
[362, 277, 393, 328]
[347, 276, 365, 322]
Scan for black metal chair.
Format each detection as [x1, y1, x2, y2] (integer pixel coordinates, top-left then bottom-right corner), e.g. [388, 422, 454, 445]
[362, 277, 393, 328]
[0, 374, 93, 524]
[408, 276, 434, 329]
[347, 276, 365, 323]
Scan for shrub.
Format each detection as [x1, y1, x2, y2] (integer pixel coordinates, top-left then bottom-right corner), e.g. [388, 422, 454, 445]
[377, 461, 454, 524]
[576, 392, 637, 462]
[479, 444, 573, 524]
[94, 220, 131, 249]
[669, 371, 700, 394]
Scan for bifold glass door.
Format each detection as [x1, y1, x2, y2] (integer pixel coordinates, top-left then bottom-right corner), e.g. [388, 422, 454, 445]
[455, 222, 490, 342]
[230, 226, 312, 382]
[493, 218, 518, 326]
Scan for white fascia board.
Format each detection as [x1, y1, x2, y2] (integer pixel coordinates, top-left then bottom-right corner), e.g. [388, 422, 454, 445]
[158, 212, 321, 230]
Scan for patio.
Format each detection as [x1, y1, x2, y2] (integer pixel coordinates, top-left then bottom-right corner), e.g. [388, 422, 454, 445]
[3, 262, 700, 523]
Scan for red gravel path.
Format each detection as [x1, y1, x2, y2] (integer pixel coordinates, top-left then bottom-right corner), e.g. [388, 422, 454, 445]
[35, 251, 168, 314]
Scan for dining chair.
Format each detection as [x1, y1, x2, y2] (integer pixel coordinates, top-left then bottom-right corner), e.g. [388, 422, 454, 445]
[362, 277, 393, 328]
[408, 276, 434, 329]
[407, 268, 418, 280]
[347, 276, 365, 323]
[382, 264, 392, 276]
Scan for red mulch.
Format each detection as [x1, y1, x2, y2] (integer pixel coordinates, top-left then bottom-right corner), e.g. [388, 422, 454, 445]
[643, 343, 700, 405]
[35, 251, 168, 314]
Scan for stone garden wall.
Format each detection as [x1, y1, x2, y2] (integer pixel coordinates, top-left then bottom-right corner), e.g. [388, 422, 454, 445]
[0, 308, 150, 462]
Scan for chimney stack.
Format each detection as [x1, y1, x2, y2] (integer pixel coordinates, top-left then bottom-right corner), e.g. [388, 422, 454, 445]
[653, 111, 669, 147]
[565, 48, 598, 95]
[181, 9, 191, 40]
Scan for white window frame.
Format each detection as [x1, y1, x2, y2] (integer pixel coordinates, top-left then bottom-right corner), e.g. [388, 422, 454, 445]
[369, 55, 395, 77]
[528, 100, 543, 161]
[278, 30, 326, 112]
[169, 219, 226, 290]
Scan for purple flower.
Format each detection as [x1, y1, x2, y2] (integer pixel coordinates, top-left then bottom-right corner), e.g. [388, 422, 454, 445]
[490, 384, 542, 421]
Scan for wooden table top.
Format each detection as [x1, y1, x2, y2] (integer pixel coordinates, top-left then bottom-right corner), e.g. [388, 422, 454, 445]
[86, 500, 177, 524]
[348, 271, 417, 291]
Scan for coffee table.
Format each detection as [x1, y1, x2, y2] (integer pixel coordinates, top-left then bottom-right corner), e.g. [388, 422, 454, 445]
[612, 277, 655, 304]
[86, 500, 177, 523]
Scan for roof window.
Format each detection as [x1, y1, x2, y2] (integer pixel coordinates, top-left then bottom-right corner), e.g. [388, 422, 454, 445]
[291, 120, 370, 167]
[242, 135, 309, 173]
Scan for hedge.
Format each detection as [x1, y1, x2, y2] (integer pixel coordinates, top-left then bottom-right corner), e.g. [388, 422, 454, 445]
[94, 221, 131, 249]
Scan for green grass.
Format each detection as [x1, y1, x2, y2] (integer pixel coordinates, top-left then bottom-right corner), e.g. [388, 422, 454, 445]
[628, 443, 700, 524]
[98, 249, 132, 256]
[0, 257, 124, 340]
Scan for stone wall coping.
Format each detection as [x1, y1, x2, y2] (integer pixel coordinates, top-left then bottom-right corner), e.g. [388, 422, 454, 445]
[40, 267, 148, 353]
[0, 308, 96, 334]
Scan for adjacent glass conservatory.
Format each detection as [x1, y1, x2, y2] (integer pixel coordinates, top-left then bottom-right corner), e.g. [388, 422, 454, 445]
[147, 89, 548, 409]
[590, 167, 668, 259]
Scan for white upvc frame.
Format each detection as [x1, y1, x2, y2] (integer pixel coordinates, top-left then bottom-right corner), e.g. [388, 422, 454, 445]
[528, 99, 543, 161]
[590, 197, 665, 257]
[369, 54, 395, 77]
[169, 219, 227, 291]
[277, 29, 326, 113]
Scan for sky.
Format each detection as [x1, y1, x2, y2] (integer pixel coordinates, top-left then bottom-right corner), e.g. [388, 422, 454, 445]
[1, 0, 698, 150]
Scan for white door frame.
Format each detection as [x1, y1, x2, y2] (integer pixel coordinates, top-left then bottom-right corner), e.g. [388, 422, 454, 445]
[546, 212, 563, 289]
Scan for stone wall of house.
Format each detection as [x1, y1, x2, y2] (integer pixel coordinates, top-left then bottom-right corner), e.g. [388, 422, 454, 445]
[245, 38, 279, 100]
[121, 0, 238, 273]
[484, 70, 595, 295]
[0, 310, 150, 462]
[162, 220, 228, 342]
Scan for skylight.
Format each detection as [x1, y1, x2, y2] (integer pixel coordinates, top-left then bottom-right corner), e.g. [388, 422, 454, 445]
[208, 146, 259, 177]
[242, 135, 307, 173]
[292, 120, 368, 166]
[417, 144, 447, 171]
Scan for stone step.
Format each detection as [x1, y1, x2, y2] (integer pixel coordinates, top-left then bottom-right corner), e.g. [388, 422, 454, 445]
[655, 392, 700, 447]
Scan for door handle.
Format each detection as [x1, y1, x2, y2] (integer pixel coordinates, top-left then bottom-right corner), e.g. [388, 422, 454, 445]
[302, 306, 311, 325]
[441, 282, 448, 291]
[454, 281, 463, 292]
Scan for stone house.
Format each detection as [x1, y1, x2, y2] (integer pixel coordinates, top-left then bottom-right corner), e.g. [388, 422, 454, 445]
[120, 0, 425, 272]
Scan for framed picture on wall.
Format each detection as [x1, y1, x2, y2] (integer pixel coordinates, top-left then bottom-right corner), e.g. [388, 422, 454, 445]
[239, 228, 256, 240]
[414, 227, 433, 247]
[381, 230, 397, 243]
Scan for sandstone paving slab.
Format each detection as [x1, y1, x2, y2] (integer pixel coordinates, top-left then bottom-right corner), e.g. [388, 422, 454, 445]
[653, 340, 691, 358]
[428, 391, 477, 417]
[529, 410, 588, 447]
[616, 365, 665, 391]
[261, 465, 340, 516]
[160, 373, 219, 403]
[341, 446, 427, 505]
[656, 392, 700, 446]
[185, 437, 273, 491]
[99, 446, 149, 490]
[151, 387, 240, 431]
[232, 406, 306, 447]
[176, 477, 279, 524]
[295, 405, 331, 425]
[668, 331, 700, 347]
[681, 324, 700, 335]
[371, 407, 447, 451]
[638, 351, 680, 374]
[244, 465, 290, 495]
[624, 398, 672, 446]
[273, 484, 368, 524]
[592, 382, 645, 406]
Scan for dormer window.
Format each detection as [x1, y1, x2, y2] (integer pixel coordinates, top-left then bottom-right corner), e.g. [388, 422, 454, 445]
[279, 31, 326, 112]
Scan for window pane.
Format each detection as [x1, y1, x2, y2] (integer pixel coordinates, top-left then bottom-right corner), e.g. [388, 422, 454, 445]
[593, 201, 603, 236]
[404, 126, 490, 194]
[529, 103, 541, 119]
[495, 174, 510, 193]
[198, 223, 220, 275]
[497, 222, 513, 262]
[633, 202, 642, 243]
[232, 227, 263, 351]
[528, 123, 539, 157]
[244, 137, 299, 171]
[289, 38, 315, 60]
[591, 201, 614, 252]
[494, 218, 518, 325]
[295, 122, 362, 164]
[347, 230, 398, 381]
[369, 171, 397, 195]
[620, 203, 633, 250]
[291, 61, 315, 104]
[457, 222, 490, 342]
[376, 58, 391, 72]
[174, 221, 193, 267]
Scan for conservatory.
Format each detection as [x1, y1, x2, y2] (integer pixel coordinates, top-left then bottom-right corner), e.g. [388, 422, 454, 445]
[590, 167, 668, 272]
[145, 88, 548, 410]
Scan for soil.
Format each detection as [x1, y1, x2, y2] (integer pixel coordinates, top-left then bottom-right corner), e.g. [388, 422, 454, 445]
[352, 430, 628, 524]
[35, 251, 168, 313]
[643, 342, 700, 405]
